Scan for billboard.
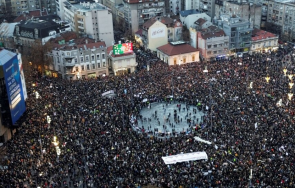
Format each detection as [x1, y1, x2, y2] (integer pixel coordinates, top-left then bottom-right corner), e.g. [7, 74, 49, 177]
[18, 54, 27, 100]
[150, 27, 166, 39]
[113, 43, 133, 55]
[3, 55, 26, 125]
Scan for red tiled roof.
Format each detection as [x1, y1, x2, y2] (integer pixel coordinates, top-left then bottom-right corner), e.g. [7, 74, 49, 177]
[143, 17, 174, 29]
[135, 29, 143, 36]
[106, 46, 134, 57]
[199, 25, 226, 39]
[195, 18, 207, 26]
[174, 21, 182, 28]
[252, 28, 277, 41]
[13, 10, 48, 22]
[157, 43, 198, 56]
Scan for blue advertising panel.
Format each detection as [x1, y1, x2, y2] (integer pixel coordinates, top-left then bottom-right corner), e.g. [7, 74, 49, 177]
[3, 55, 26, 125]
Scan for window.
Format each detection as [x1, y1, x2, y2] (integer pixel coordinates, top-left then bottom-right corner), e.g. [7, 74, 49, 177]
[85, 55, 89, 62]
[102, 54, 105, 59]
[92, 64, 95, 69]
[91, 55, 95, 61]
[252, 44, 255, 49]
[81, 65, 84, 71]
[192, 55, 195, 62]
[214, 44, 217, 48]
[76, 67, 78, 72]
[207, 51, 211, 55]
[96, 54, 100, 59]
[58, 65, 60, 71]
[208, 45, 211, 48]
[97, 63, 101, 68]
[213, 51, 217, 54]
[87, 64, 90, 70]
[67, 52, 70, 56]
[75, 58, 77, 63]
[103, 62, 106, 67]
[80, 56, 84, 62]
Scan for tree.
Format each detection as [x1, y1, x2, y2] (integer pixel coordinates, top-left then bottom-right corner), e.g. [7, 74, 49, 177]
[182, 25, 191, 42]
[21, 39, 53, 74]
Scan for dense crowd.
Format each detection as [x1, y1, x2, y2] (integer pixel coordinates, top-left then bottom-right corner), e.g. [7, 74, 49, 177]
[1, 45, 295, 188]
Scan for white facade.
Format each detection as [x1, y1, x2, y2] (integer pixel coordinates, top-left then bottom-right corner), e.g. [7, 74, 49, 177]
[56, 0, 67, 20]
[147, 21, 168, 51]
[170, 0, 182, 15]
[63, 2, 114, 47]
[157, 50, 200, 66]
[107, 47, 137, 75]
[51, 42, 108, 80]
[180, 13, 211, 28]
[185, 0, 199, 11]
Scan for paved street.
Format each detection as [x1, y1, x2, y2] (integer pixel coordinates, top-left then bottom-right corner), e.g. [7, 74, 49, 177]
[135, 101, 204, 135]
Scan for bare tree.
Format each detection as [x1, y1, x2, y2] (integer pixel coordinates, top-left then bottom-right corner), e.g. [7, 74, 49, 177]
[182, 25, 191, 42]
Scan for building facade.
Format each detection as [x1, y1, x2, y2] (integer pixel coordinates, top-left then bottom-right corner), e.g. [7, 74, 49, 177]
[157, 41, 199, 66]
[216, 14, 253, 54]
[190, 25, 229, 60]
[50, 37, 108, 80]
[122, 0, 166, 33]
[170, 0, 181, 15]
[63, 1, 114, 47]
[136, 17, 182, 51]
[4, 0, 55, 16]
[199, 0, 215, 19]
[106, 46, 137, 75]
[251, 28, 279, 53]
[267, 0, 295, 41]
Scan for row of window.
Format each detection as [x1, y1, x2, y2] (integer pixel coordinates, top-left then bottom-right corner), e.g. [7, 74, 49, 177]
[58, 62, 106, 72]
[207, 43, 228, 49]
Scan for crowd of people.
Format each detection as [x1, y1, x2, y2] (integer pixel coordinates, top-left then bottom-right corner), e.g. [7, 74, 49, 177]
[1, 45, 295, 188]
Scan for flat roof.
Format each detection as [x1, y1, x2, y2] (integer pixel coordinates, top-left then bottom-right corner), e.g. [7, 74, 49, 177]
[68, 2, 108, 11]
[0, 49, 16, 66]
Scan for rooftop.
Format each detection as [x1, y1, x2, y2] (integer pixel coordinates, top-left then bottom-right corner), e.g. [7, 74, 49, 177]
[142, 16, 175, 29]
[0, 49, 16, 66]
[64, 1, 108, 12]
[199, 25, 226, 39]
[18, 19, 60, 29]
[0, 23, 18, 37]
[195, 18, 207, 26]
[13, 10, 50, 22]
[157, 42, 198, 56]
[180, 9, 200, 17]
[252, 28, 277, 41]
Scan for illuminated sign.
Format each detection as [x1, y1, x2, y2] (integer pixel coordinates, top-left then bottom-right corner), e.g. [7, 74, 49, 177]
[113, 43, 133, 55]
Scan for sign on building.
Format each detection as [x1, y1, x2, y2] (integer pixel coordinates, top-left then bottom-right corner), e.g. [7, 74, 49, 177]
[150, 27, 166, 39]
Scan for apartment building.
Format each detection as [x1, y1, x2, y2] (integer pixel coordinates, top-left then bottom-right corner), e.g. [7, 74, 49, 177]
[63, 1, 114, 47]
[4, 0, 55, 16]
[267, 0, 295, 41]
[50, 37, 108, 80]
[190, 25, 229, 60]
[0, 22, 18, 50]
[170, 0, 182, 15]
[122, 0, 166, 33]
[216, 14, 253, 54]
[199, 0, 216, 19]
[185, 0, 199, 11]
[223, 1, 262, 28]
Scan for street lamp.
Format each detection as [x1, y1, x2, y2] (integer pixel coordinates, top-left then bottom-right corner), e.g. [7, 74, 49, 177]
[283, 68, 288, 76]
[288, 93, 293, 100]
[289, 82, 294, 89]
[265, 75, 270, 83]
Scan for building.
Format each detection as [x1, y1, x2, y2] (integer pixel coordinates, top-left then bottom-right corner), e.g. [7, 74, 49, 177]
[56, 0, 67, 20]
[223, 1, 262, 29]
[63, 1, 114, 47]
[185, 0, 199, 12]
[216, 14, 253, 55]
[14, 18, 71, 49]
[157, 41, 199, 65]
[199, 0, 216, 19]
[170, 0, 182, 15]
[190, 25, 229, 60]
[0, 49, 27, 142]
[102, 0, 123, 18]
[13, 9, 50, 22]
[0, 22, 18, 50]
[136, 17, 182, 51]
[180, 10, 211, 28]
[193, 18, 212, 30]
[266, 0, 295, 41]
[106, 46, 137, 75]
[251, 28, 279, 53]
[3, 0, 55, 16]
[122, 0, 166, 33]
[215, 0, 226, 20]
[49, 36, 109, 80]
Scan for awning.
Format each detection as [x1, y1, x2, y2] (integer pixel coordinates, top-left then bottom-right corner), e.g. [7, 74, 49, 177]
[162, 151, 208, 165]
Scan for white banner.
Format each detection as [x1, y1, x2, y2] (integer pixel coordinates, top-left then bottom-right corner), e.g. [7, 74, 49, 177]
[102, 90, 114, 97]
[150, 27, 166, 39]
[162, 151, 208, 164]
[194, 136, 212, 145]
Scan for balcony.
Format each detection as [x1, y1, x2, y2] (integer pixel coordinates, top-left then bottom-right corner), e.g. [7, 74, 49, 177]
[64, 59, 75, 67]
